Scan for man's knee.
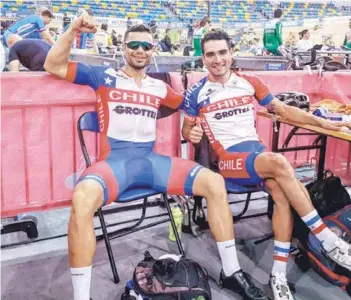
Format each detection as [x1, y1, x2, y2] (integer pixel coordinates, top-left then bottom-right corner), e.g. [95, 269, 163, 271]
[265, 153, 295, 179]
[71, 179, 104, 218]
[265, 178, 289, 206]
[194, 169, 227, 200]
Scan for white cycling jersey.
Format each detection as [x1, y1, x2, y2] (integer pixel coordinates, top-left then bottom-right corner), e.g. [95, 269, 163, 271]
[66, 62, 183, 154]
[183, 72, 274, 153]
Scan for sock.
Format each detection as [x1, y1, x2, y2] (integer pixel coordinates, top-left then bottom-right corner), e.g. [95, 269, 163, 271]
[217, 239, 241, 276]
[71, 266, 92, 300]
[302, 209, 338, 251]
[272, 240, 290, 276]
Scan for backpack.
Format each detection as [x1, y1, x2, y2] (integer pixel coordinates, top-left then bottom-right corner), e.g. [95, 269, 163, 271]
[296, 205, 351, 294]
[121, 251, 211, 300]
[291, 170, 351, 245]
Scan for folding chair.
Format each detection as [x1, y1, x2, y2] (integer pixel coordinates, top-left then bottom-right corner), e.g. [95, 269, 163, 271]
[190, 136, 269, 230]
[77, 111, 184, 284]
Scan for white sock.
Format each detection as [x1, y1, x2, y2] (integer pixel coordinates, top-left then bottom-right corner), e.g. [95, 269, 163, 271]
[272, 240, 291, 276]
[217, 239, 241, 276]
[71, 266, 92, 300]
[302, 210, 338, 251]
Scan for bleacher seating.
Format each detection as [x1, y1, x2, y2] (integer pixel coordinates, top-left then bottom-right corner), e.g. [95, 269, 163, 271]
[50, 0, 178, 23]
[1, 0, 350, 26]
[175, 0, 266, 24]
[1, 0, 36, 16]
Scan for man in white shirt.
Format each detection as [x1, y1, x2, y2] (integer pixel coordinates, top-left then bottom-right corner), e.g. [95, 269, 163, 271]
[296, 29, 313, 51]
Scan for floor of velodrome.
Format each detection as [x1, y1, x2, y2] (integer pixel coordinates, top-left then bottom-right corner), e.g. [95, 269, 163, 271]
[1, 167, 350, 300]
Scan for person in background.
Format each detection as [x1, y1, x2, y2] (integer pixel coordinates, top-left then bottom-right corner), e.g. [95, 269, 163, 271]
[49, 28, 58, 42]
[149, 20, 157, 35]
[193, 16, 209, 56]
[126, 16, 132, 29]
[343, 19, 351, 49]
[296, 29, 313, 51]
[97, 23, 112, 48]
[63, 12, 71, 29]
[26, 6, 51, 40]
[187, 19, 194, 44]
[263, 9, 287, 56]
[2, 9, 54, 48]
[8, 39, 51, 71]
[160, 28, 173, 52]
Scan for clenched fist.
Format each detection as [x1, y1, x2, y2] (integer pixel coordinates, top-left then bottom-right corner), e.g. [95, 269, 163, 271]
[188, 117, 203, 144]
[71, 15, 97, 34]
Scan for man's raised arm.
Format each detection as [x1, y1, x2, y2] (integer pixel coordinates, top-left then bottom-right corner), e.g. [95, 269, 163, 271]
[44, 15, 97, 79]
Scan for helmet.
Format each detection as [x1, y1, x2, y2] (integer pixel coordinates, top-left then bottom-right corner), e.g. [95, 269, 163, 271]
[274, 91, 310, 112]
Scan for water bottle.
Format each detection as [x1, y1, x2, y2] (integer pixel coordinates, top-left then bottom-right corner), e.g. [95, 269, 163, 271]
[312, 107, 329, 118]
[169, 205, 183, 242]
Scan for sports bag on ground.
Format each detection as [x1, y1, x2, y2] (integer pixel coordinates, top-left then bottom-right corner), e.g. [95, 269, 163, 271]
[121, 251, 211, 300]
[298, 205, 351, 294]
[291, 170, 351, 244]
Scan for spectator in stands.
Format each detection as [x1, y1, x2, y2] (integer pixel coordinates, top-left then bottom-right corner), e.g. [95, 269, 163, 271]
[97, 23, 112, 48]
[296, 29, 313, 51]
[263, 9, 287, 56]
[187, 19, 194, 44]
[63, 13, 71, 29]
[160, 28, 173, 52]
[126, 16, 132, 29]
[343, 19, 351, 49]
[193, 16, 209, 56]
[182, 29, 351, 300]
[49, 28, 58, 42]
[149, 20, 157, 35]
[8, 39, 51, 72]
[249, 37, 264, 55]
[67, 9, 99, 54]
[2, 9, 55, 48]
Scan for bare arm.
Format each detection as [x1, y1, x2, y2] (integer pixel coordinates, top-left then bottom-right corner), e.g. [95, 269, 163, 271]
[9, 60, 20, 72]
[269, 98, 349, 131]
[44, 16, 97, 79]
[44, 26, 77, 79]
[40, 30, 55, 45]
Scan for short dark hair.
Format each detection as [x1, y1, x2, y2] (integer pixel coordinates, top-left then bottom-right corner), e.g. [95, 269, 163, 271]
[101, 23, 108, 31]
[274, 9, 283, 18]
[41, 9, 53, 18]
[123, 24, 152, 41]
[201, 29, 231, 53]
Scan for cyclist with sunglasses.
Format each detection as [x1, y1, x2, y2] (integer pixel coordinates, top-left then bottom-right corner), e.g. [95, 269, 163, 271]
[44, 16, 246, 300]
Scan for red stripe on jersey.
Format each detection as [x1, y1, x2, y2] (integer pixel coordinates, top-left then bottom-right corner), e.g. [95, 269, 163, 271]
[201, 96, 253, 113]
[162, 84, 184, 109]
[235, 73, 271, 103]
[66, 61, 78, 82]
[200, 113, 226, 155]
[97, 86, 162, 109]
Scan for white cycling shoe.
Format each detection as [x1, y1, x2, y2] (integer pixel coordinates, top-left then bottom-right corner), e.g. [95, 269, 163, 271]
[270, 272, 294, 300]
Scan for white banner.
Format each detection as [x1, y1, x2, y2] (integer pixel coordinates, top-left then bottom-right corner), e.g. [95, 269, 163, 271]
[53, 13, 143, 26]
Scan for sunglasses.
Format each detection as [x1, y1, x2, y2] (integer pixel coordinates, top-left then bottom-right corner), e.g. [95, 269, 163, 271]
[126, 41, 154, 51]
